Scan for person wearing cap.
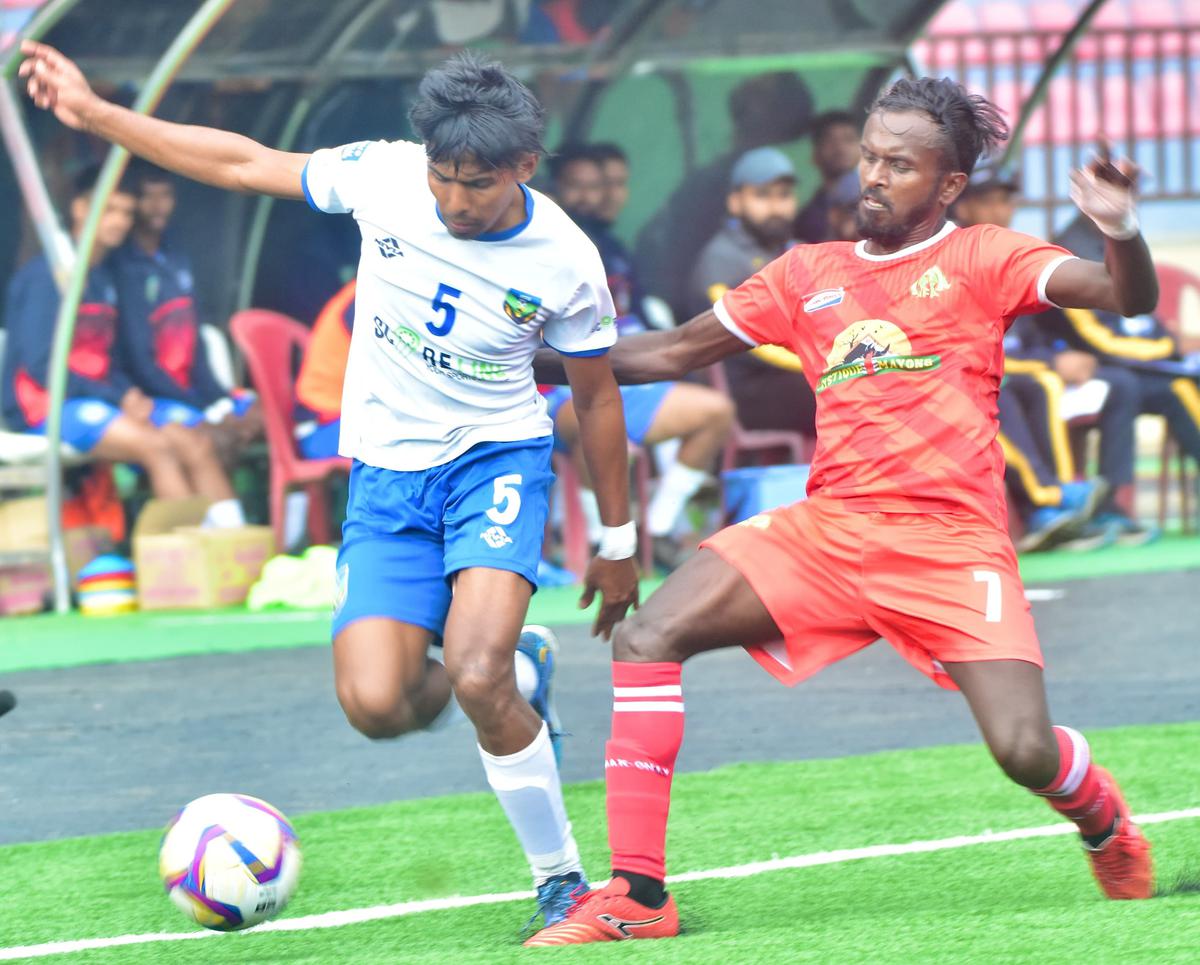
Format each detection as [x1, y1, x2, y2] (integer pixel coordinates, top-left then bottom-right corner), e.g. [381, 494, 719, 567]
[953, 163, 1140, 549]
[689, 146, 817, 439]
[794, 110, 862, 243]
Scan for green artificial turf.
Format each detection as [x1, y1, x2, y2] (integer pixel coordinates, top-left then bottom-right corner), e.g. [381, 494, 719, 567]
[1, 723, 1197, 963]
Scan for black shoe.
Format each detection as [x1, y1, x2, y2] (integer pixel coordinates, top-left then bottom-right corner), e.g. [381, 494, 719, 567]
[0, 690, 15, 719]
[651, 535, 691, 572]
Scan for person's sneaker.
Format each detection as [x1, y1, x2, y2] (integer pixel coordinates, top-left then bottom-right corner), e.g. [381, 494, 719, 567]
[527, 870, 591, 931]
[1056, 520, 1118, 552]
[651, 535, 691, 572]
[523, 876, 680, 946]
[1092, 512, 1159, 548]
[1017, 505, 1090, 552]
[517, 625, 564, 763]
[1083, 767, 1154, 900]
[1058, 478, 1108, 517]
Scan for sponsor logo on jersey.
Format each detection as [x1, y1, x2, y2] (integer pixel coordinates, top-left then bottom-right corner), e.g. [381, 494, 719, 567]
[481, 525, 513, 549]
[803, 287, 845, 313]
[373, 315, 507, 382]
[816, 319, 940, 393]
[503, 288, 543, 324]
[340, 141, 370, 161]
[374, 237, 403, 259]
[910, 265, 951, 298]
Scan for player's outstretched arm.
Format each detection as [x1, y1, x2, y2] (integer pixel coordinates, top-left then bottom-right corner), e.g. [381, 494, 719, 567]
[534, 310, 747, 386]
[19, 40, 307, 200]
[563, 354, 639, 639]
[1044, 148, 1158, 317]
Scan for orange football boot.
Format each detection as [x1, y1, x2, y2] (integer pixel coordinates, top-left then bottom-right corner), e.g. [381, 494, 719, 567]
[1084, 767, 1154, 900]
[523, 877, 679, 947]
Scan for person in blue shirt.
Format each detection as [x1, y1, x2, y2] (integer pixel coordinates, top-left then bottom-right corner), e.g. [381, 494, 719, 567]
[2, 167, 244, 520]
[112, 163, 260, 453]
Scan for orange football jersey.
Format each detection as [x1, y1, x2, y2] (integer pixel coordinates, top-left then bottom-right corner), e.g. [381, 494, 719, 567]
[715, 222, 1075, 527]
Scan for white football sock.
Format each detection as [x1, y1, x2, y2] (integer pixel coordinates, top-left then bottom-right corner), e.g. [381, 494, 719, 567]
[202, 497, 246, 529]
[646, 462, 707, 536]
[479, 722, 582, 886]
[282, 491, 309, 550]
[514, 647, 540, 703]
[579, 488, 603, 544]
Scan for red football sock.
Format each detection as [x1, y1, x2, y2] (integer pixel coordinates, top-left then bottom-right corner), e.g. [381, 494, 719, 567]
[1033, 725, 1118, 837]
[605, 661, 684, 882]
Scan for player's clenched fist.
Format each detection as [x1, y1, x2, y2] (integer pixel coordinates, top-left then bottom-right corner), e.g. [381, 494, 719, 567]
[18, 40, 99, 131]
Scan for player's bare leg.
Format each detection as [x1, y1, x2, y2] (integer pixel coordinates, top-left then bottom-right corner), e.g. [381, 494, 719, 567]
[444, 567, 589, 923]
[945, 659, 1153, 899]
[526, 548, 780, 946]
[91, 415, 192, 499]
[332, 618, 450, 737]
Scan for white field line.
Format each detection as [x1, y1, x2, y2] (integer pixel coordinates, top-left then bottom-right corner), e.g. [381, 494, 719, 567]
[3, 807, 1197, 961]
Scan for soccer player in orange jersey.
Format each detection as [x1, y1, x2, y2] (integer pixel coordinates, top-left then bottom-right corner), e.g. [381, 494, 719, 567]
[526, 78, 1157, 946]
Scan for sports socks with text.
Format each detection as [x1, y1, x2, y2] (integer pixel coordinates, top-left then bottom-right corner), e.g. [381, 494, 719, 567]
[605, 661, 684, 908]
[1033, 725, 1118, 844]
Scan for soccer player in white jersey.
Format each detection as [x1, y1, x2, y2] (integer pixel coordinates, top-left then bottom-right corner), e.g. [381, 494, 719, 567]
[20, 42, 641, 929]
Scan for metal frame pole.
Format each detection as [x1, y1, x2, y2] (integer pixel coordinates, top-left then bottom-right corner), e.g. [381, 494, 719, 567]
[43, 0, 240, 613]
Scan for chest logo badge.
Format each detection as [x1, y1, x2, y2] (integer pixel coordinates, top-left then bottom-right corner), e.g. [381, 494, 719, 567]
[503, 288, 543, 324]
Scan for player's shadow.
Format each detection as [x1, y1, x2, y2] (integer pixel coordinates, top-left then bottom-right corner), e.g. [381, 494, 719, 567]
[1156, 868, 1200, 897]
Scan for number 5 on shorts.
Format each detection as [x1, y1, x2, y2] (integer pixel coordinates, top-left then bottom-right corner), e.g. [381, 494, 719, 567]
[972, 569, 1002, 623]
[486, 474, 523, 525]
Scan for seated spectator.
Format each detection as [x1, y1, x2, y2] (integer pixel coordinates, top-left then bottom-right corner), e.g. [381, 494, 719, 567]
[112, 163, 260, 462]
[794, 110, 861, 243]
[825, 169, 863, 243]
[547, 144, 734, 569]
[1, 168, 245, 524]
[689, 146, 816, 438]
[952, 163, 1142, 548]
[294, 278, 355, 459]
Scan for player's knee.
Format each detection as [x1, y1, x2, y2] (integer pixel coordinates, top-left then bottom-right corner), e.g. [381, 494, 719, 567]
[132, 428, 178, 467]
[988, 723, 1058, 788]
[704, 390, 736, 432]
[447, 653, 514, 716]
[336, 680, 415, 739]
[612, 612, 679, 663]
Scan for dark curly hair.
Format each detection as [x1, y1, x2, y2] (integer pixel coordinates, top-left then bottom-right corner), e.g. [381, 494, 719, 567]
[409, 51, 546, 170]
[869, 77, 1009, 175]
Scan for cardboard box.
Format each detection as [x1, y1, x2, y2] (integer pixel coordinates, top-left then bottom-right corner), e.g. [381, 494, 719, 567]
[133, 498, 276, 610]
[0, 496, 50, 553]
[0, 564, 50, 616]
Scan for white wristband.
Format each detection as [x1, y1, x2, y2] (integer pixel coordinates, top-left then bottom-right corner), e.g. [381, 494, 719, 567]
[1095, 209, 1139, 241]
[597, 521, 637, 560]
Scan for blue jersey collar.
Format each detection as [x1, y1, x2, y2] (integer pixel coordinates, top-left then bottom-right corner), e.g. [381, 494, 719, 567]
[436, 184, 534, 243]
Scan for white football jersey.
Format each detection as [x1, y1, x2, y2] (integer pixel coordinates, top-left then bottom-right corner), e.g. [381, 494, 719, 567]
[301, 139, 617, 471]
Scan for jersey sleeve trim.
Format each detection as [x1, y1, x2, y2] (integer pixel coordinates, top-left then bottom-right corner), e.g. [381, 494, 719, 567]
[544, 342, 611, 358]
[713, 296, 761, 347]
[1036, 254, 1078, 308]
[300, 158, 320, 213]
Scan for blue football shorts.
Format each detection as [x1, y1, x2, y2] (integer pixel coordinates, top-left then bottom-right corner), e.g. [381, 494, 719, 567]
[151, 393, 256, 428]
[544, 382, 674, 452]
[295, 418, 341, 459]
[31, 398, 120, 452]
[332, 437, 554, 639]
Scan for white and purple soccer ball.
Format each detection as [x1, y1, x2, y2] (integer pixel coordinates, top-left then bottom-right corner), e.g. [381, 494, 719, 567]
[158, 793, 302, 931]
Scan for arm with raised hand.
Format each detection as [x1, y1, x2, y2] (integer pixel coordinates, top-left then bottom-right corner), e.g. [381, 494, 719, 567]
[19, 40, 307, 199]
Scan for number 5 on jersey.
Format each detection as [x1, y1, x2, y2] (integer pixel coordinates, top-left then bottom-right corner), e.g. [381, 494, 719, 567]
[487, 474, 523, 525]
[427, 283, 461, 336]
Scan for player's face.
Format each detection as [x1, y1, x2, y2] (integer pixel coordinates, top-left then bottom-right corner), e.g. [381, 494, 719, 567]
[427, 153, 536, 240]
[555, 159, 606, 219]
[953, 186, 1017, 229]
[71, 190, 136, 251]
[598, 158, 630, 223]
[729, 178, 797, 247]
[855, 110, 967, 251]
[136, 180, 176, 235]
[815, 122, 861, 180]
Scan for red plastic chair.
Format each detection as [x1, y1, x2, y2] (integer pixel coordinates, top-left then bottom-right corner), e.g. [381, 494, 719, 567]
[1152, 265, 1199, 532]
[229, 309, 350, 550]
[705, 362, 815, 473]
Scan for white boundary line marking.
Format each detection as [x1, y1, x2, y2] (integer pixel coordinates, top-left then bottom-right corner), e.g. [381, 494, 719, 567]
[3, 807, 1196, 961]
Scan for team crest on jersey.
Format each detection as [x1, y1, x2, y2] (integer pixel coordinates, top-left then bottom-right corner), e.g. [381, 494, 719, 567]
[503, 288, 542, 324]
[910, 265, 951, 298]
[340, 141, 371, 161]
[481, 525, 513, 549]
[803, 287, 845, 313]
[374, 236, 403, 259]
[816, 319, 940, 393]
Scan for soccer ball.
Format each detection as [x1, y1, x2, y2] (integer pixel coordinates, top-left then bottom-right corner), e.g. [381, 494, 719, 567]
[158, 793, 302, 931]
